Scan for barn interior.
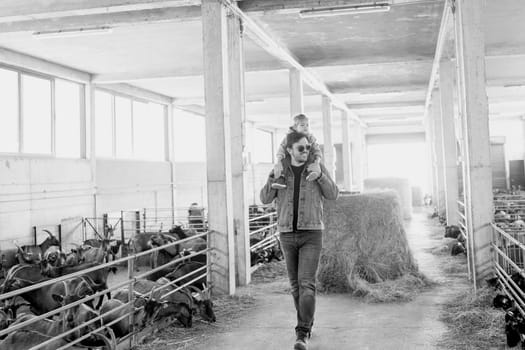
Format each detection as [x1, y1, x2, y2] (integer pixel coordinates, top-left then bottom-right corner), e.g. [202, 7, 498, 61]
[0, 0, 524, 349]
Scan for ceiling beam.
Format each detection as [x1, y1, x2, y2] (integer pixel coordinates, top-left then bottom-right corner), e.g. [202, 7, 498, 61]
[0, 6, 201, 33]
[238, 0, 440, 13]
[95, 83, 174, 105]
[238, 0, 380, 13]
[93, 59, 434, 83]
[366, 124, 425, 135]
[423, 0, 452, 121]
[0, 47, 91, 83]
[358, 111, 423, 119]
[346, 100, 425, 110]
[0, 0, 200, 22]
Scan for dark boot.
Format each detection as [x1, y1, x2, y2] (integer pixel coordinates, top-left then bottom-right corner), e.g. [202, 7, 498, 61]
[294, 331, 308, 350]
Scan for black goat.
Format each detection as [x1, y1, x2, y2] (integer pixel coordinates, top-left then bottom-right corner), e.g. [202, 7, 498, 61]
[16, 230, 60, 264]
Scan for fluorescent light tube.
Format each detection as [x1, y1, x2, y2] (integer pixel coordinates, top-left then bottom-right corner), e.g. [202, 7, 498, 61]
[33, 27, 112, 39]
[299, 3, 391, 18]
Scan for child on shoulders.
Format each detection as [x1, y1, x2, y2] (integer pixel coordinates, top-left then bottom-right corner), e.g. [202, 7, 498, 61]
[273, 114, 322, 179]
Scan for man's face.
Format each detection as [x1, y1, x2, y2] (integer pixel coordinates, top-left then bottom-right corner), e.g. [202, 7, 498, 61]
[295, 121, 309, 134]
[287, 137, 310, 164]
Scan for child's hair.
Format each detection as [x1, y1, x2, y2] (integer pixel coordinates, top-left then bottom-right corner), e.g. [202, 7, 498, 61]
[293, 114, 309, 125]
[286, 131, 308, 150]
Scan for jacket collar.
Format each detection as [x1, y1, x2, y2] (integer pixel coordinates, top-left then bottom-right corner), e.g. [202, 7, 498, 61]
[282, 155, 311, 175]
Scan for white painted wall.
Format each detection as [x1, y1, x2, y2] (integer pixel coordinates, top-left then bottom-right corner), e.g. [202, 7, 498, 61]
[0, 157, 94, 248]
[96, 159, 172, 215]
[173, 162, 208, 209]
[247, 163, 274, 206]
[172, 161, 272, 208]
[489, 117, 525, 161]
[0, 156, 180, 248]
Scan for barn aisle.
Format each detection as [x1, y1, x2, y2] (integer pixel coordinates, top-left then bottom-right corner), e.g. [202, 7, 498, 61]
[165, 208, 469, 350]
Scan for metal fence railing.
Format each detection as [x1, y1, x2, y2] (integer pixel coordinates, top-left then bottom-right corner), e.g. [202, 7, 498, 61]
[0, 230, 212, 350]
[491, 223, 525, 316]
[457, 200, 467, 239]
[80, 206, 208, 259]
[457, 199, 472, 279]
[249, 205, 279, 273]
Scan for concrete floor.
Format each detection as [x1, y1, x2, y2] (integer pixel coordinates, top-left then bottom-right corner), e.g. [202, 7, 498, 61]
[188, 208, 470, 350]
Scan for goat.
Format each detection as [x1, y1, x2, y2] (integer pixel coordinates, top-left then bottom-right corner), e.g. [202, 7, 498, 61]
[17, 230, 61, 264]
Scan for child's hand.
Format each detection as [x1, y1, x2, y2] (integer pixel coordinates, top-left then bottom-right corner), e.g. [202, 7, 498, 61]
[273, 162, 283, 178]
[306, 162, 321, 181]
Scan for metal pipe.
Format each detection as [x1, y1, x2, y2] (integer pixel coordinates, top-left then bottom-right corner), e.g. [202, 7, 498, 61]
[160, 272, 208, 299]
[248, 212, 276, 222]
[249, 223, 277, 236]
[29, 302, 130, 350]
[0, 231, 209, 301]
[135, 248, 210, 280]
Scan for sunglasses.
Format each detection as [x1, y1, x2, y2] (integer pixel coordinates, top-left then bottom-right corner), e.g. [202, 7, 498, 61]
[295, 144, 311, 153]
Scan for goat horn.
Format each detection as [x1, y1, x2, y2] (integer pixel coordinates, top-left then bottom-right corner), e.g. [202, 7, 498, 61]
[148, 287, 155, 301]
[43, 229, 54, 237]
[94, 330, 117, 350]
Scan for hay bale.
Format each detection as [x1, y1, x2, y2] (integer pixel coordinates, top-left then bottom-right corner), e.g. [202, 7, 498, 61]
[438, 287, 505, 349]
[318, 192, 426, 300]
[364, 177, 412, 219]
[411, 186, 423, 207]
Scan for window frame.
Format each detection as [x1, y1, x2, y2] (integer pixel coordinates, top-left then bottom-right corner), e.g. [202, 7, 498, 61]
[0, 64, 85, 159]
[251, 127, 274, 164]
[94, 87, 168, 162]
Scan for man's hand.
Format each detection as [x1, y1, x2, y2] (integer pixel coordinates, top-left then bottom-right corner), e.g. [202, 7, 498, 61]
[273, 162, 284, 179]
[306, 162, 321, 182]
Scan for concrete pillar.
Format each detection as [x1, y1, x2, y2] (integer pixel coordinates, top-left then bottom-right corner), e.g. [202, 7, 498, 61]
[439, 60, 459, 225]
[289, 68, 304, 118]
[273, 128, 287, 163]
[341, 111, 352, 191]
[351, 122, 364, 192]
[454, 0, 493, 287]
[423, 114, 435, 202]
[432, 92, 446, 215]
[426, 100, 439, 210]
[166, 106, 176, 223]
[87, 84, 97, 218]
[362, 130, 369, 181]
[322, 96, 335, 178]
[202, 0, 236, 295]
[227, 12, 250, 287]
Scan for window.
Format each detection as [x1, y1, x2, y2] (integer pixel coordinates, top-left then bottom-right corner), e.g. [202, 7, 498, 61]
[55, 79, 81, 158]
[173, 109, 206, 162]
[21, 74, 52, 154]
[367, 142, 429, 192]
[115, 96, 133, 159]
[93, 89, 166, 161]
[146, 103, 165, 161]
[95, 91, 113, 158]
[0, 68, 18, 152]
[133, 101, 165, 161]
[251, 128, 273, 163]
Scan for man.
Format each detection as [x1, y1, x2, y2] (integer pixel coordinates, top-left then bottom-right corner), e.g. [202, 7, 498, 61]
[260, 131, 339, 350]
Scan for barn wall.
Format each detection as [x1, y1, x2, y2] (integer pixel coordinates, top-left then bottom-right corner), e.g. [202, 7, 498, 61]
[173, 162, 208, 210]
[0, 157, 94, 248]
[172, 161, 273, 208]
[247, 163, 274, 206]
[490, 117, 525, 161]
[96, 159, 173, 216]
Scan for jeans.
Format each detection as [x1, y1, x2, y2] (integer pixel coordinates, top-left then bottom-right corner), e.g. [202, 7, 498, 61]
[279, 230, 323, 335]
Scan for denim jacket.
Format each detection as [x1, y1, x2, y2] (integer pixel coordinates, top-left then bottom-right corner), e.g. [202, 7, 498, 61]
[260, 157, 339, 233]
